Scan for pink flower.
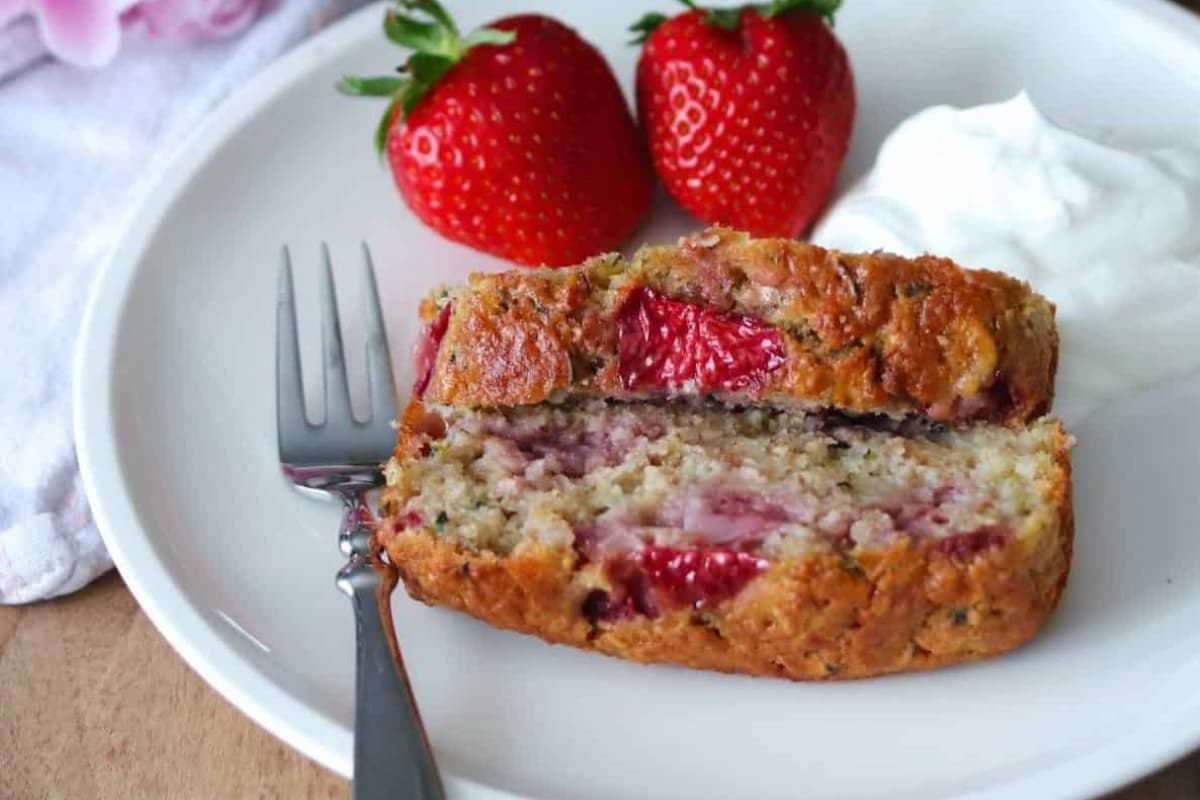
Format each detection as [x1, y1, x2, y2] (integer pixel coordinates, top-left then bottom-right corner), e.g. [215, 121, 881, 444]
[0, 0, 133, 67]
[123, 0, 264, 42]
[0, 0, 263, 68]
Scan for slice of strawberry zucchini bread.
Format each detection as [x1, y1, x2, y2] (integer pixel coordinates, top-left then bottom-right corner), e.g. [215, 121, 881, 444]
[413, 227, 1058, 424]
[377, 398, 1073, 680]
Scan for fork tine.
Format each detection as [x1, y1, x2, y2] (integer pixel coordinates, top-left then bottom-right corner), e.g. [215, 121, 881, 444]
[276, 247, 310, 437]
[360, 243, 397, 430]
[319, 243, 355, 425]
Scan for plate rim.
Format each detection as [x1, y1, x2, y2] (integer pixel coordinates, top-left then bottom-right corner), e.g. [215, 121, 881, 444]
[73, 0, 1200, 797]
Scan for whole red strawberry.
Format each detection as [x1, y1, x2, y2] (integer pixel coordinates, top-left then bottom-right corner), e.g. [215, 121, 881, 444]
[632, 0, 855, 237]
[342, 1, 654, 267]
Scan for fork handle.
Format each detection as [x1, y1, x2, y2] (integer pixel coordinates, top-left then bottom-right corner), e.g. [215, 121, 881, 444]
[338, 496, 445, 800]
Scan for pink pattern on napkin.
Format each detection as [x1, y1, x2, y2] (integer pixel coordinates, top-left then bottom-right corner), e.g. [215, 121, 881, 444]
[0, 0, 265, 70]
[122, 0, 264, 41]
[0, 0, 127, 68]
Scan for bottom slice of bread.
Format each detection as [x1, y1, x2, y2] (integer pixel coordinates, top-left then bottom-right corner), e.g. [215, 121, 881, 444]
[377, 400, 1073, 680]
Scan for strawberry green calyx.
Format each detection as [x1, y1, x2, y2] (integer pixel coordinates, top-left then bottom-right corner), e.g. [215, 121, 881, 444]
[628, 12, 669, 42]
[339, 0, 515, 154]
[629, 0, 841, 42]
[758, 0, 841, 23]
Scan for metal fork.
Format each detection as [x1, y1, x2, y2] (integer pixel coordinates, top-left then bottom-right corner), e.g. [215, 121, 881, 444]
[276, 244, 444, 800]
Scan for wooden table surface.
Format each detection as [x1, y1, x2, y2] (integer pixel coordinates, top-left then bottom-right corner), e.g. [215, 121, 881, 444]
[6, 1, 1200, 795]
[0, 572, 1197, 799]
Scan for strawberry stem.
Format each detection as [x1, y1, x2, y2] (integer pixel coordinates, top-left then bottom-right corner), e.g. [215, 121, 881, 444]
[629, 0, 841, 42]
[338, 0, 515, 156]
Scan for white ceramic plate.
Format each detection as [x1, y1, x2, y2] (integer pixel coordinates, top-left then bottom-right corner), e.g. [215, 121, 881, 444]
[75, 1, 1200, 798]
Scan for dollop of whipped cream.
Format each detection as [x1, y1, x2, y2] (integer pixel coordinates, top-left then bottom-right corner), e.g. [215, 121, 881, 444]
[812, 92, 1200, 424]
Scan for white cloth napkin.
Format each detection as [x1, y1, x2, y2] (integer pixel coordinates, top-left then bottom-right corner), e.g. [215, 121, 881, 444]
[0, 0, 370, 604]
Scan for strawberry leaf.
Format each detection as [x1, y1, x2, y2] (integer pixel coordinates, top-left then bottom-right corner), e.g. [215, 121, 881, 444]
[628, 11, 668, 43]
[702, 7, 741, 29]
[395, 78, 426, 119]
[383, 9, 456, 56]
[401, 0, 456, 33]
[374, 96, 402, 156]
[407, 51, 454, 84]
[757, 0, 842, 24]
[462, 27, 516, 49]
[394, 52, 454, 115]
[338, 75, 405, 97]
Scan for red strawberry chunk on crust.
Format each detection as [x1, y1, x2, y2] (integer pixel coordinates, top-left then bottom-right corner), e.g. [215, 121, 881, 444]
[635, 545, 768, 609]
[412, 302, 452, 398]
[616, 286, 785, 394]
[588, 545, 768, 622]
[936, 527, 1008, 559]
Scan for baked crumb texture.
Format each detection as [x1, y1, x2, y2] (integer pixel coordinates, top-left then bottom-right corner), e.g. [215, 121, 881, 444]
[378, 398, 1073, 680]
[417, 227, 1059, 425]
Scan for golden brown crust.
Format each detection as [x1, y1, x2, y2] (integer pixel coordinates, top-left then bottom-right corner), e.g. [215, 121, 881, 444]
[422, 228, 1058, 424]
[376, 426, 1073, 681]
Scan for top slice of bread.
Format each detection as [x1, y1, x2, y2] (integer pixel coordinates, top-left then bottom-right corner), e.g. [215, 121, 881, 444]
[417, 227, 1058, 424]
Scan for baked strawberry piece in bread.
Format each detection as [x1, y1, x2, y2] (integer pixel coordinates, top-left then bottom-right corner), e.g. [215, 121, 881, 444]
[378, 400, 1072, 680]
[413, 228, 1057, 424]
